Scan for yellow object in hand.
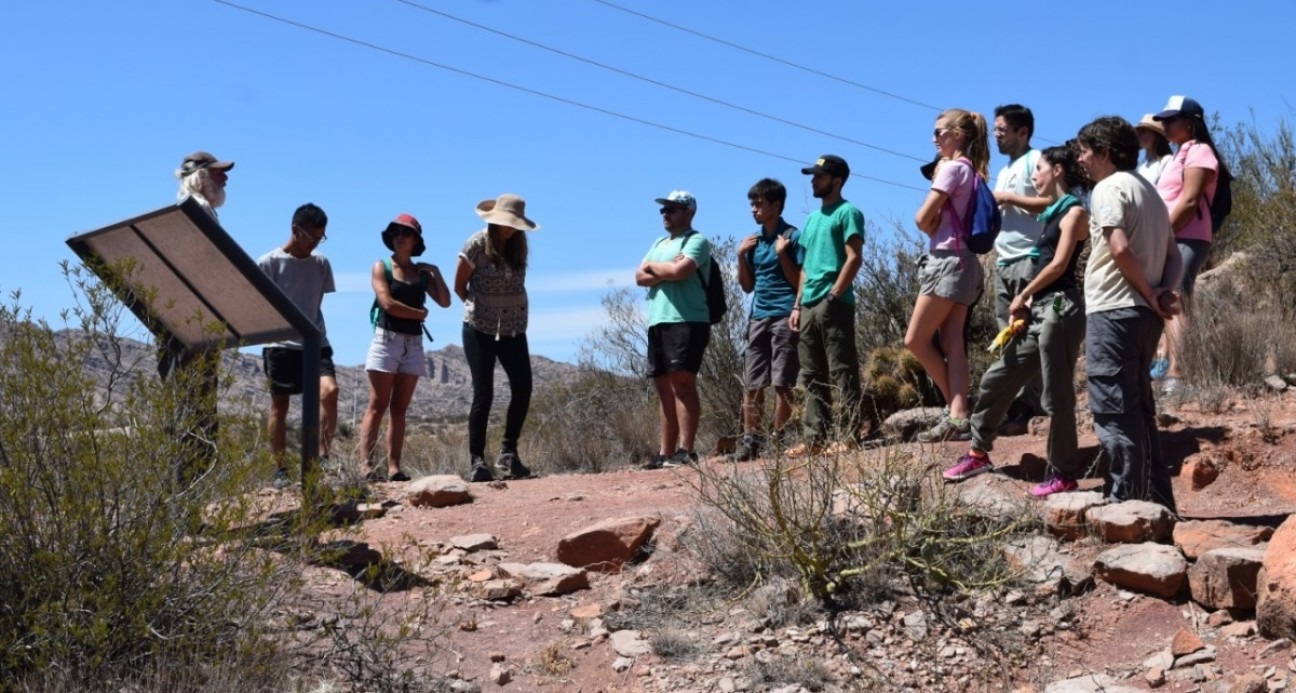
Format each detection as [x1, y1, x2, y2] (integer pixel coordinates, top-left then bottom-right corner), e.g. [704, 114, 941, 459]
[988, 319, 1027, 353]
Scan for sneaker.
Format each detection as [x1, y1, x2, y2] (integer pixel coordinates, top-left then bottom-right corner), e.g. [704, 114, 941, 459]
[670, 449, 699, 467]
[641, 453, 671, 470]
[271, 467, 292, 490]
[1029, 474, 1078, 498]
[468, 456, 494, 483]
[918, 417, 972, 443]
[1150, 357, 1170, 380]
[495, 451, 533, 480]
[726, 435, 761, 462]
[942, 452, 993, 482]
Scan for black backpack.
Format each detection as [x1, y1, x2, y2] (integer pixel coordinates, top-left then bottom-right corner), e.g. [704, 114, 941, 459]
[673, 231, 726, 325]
[1184, 143, 1233, 233]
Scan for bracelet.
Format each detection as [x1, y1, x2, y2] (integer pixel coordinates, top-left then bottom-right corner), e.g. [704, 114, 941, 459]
[791, 306, 801, 311]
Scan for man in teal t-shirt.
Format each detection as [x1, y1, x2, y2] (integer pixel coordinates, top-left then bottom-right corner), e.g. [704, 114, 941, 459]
[790, 155, 865, 451]
[635, 190, 712, 469]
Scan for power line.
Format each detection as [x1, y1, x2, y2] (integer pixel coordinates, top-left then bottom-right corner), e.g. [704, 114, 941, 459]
[589, 0, 1063, 146]
[590, 0, 943, 112]
[210, 0, 930, 193]
[392, 0, 928, 164]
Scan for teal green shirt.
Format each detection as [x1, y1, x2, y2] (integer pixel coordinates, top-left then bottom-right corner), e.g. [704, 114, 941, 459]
[798, 200, 865, 306]
[644, 230, 712, 326]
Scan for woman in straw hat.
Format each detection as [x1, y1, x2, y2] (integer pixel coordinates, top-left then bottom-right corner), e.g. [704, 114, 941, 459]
[359, 213, 450, 482]
[1135, 114, 1174, 186]
[454, 194, 539, 483]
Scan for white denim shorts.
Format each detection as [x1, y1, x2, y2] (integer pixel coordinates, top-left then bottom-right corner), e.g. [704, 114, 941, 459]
[364, 328, 426, 376]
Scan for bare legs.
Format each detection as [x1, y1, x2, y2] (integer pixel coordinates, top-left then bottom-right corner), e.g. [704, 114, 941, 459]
[654, 370, 700, 455]
[359, 370, 420, 477]
[905, 294, 973, 419]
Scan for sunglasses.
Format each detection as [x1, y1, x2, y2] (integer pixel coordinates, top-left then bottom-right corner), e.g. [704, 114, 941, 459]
[391, 227, 419, 238]
[933, 128, 952, 138]
[659, 207, 684, 216]
[294, 226, 327, 244]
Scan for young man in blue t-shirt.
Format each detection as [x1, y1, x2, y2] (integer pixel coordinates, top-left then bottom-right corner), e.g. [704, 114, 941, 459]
[729, 178, 802, 461]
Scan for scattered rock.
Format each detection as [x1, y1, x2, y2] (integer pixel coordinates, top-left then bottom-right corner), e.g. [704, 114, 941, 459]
[1172, 644, 1216, 669]
[497, 562, 590, 596]
[902, 610, 928, 641]
[1258, 516, 1296, 640]
[1093, 543, 1187, 598]
[609, 629, 652, 657]
[322, 540, 383, 570]
[488, 662, 511, 685]
[1259, 638, 1290, 656]
[555, 516, 661, 572]
[451, 533, 499, 552]
[1230, 672, 1266, 693]
[406, 475, 473, 508]
[611, 656, 634, 672]
[1042, 491, 1107, 541]
[1171, 628, 1206, 657]
[1173, 520, 1273, 560]
[1188, 547, 1266, 610]
[1265, 375, 1289, 392]
[1183, 457, 1220, 490]
[1219, 621, 1257, 638]
[472, 578, 522, 601]
[955, 473, 1027, 522]
[1145, 665, 1165, 688]
[1003, 535, 1093, 595]
[1043, 673, 1141, 692]
[1086, 500, 1174, 544]
[569, 603, 603, 620]
[882, 406, 944, 441]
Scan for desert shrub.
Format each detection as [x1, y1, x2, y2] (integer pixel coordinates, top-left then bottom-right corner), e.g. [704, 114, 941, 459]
[1176, 275, 1296, 388]
[523, 367, 657, 472]
[0, 267, 298, 685]
[685, 447, 1031, 611]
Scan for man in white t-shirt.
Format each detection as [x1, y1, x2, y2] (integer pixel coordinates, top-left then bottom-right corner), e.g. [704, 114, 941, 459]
[991, 104, 1045, 430]
[1075, 116, 1182, 513]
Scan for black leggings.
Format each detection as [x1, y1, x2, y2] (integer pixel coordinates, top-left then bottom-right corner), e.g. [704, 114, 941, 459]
[463, 325, 533, 458]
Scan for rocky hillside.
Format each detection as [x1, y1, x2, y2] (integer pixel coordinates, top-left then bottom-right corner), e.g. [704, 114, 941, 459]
[62, 330, 583, 424]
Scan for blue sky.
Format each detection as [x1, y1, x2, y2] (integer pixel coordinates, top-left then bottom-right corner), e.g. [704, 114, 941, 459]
[3, 0, 1292, 366]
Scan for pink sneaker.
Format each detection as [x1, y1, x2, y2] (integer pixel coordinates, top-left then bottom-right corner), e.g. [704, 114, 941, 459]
[942, 452, 993, 482]
[1029, 474, 1078, 498]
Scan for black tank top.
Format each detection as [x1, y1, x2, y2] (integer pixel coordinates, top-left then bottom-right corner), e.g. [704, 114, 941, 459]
[1033, 198, 1083, 297]
[377, 274, 426, 336]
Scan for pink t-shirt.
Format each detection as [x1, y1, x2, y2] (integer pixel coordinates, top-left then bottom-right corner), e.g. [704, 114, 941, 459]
[930, 158, 976, 252]
[1156, 141, 1219, 243]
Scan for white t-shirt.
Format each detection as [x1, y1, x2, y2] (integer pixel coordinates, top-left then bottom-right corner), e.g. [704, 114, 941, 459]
[1084, 171, 1173, 314]
[993, 149, 1044, 261]
[256, 247, 336, 349]
[1136, 153, 1173, 186]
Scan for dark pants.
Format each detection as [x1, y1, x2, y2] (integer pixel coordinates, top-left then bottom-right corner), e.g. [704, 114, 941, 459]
[463, 325, 532, 458]
[972, 288, 1085, 477]
[996, 259, 1044, 418]
[797, 299, 862, 444]
[1087, 307, 1175, 512]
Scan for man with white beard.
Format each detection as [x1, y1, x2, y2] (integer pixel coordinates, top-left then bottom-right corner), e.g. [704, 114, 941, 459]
[162, 151, 234, 485]
[175, 151, 233, 218]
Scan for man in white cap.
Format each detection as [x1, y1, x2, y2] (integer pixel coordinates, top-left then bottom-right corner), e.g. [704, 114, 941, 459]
[635, 190, 712, 469]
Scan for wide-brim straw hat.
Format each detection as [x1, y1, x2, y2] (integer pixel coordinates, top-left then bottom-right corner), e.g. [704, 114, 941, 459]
[382, 213, 427, 256]
[1135, 113, 1166, 137]
[475, 193, 539, 231]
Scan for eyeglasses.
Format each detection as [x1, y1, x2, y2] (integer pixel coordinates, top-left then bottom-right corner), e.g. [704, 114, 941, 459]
[659, 207, 684, 216]
[294, 226, 327, 244]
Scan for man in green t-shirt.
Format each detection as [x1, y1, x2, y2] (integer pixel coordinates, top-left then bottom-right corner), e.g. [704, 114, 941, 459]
[635, 190, 712, 469]
[789, 155, 865, 451]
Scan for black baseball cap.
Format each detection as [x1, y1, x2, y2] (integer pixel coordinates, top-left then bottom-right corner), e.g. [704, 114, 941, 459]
[801, 154, 849, 179]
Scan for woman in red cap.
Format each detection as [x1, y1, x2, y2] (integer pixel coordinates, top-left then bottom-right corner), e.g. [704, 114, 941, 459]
[359, 214, 450, 482]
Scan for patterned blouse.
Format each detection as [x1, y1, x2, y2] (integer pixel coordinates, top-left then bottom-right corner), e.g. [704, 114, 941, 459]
[459, 229, 528, 337]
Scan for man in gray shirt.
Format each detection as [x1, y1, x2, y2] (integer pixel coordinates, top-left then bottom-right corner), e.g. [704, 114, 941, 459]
[257, 203, 338, 489]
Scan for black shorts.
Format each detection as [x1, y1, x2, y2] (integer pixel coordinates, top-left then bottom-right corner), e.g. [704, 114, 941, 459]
[262, 346, 336, 396]
[646, 322, 710, 377]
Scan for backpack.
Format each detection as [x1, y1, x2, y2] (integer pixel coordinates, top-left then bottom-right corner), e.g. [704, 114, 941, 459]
[1184, 143, 1233, 232]
[671, 231, 727, 325]
[370, 257, 429, 329]
[945, 158, 1002, 255]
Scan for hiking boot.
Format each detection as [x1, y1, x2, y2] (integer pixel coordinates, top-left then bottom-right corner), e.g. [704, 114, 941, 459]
[468, 456, 494, 483]
[942, 451, 993, 482]
[918, 416, 972, 443]
[1029, 474, 1078, 498]
[271, 467, 292, 490]
[641, 453, 671, 470]
[726, 434, 762, 462]
[495, 451, 533, 480]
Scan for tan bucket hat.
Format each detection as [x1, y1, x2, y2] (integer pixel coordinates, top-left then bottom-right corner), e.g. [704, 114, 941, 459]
[475, 193, 539, 231]
[1134, 114, 1165, 137]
